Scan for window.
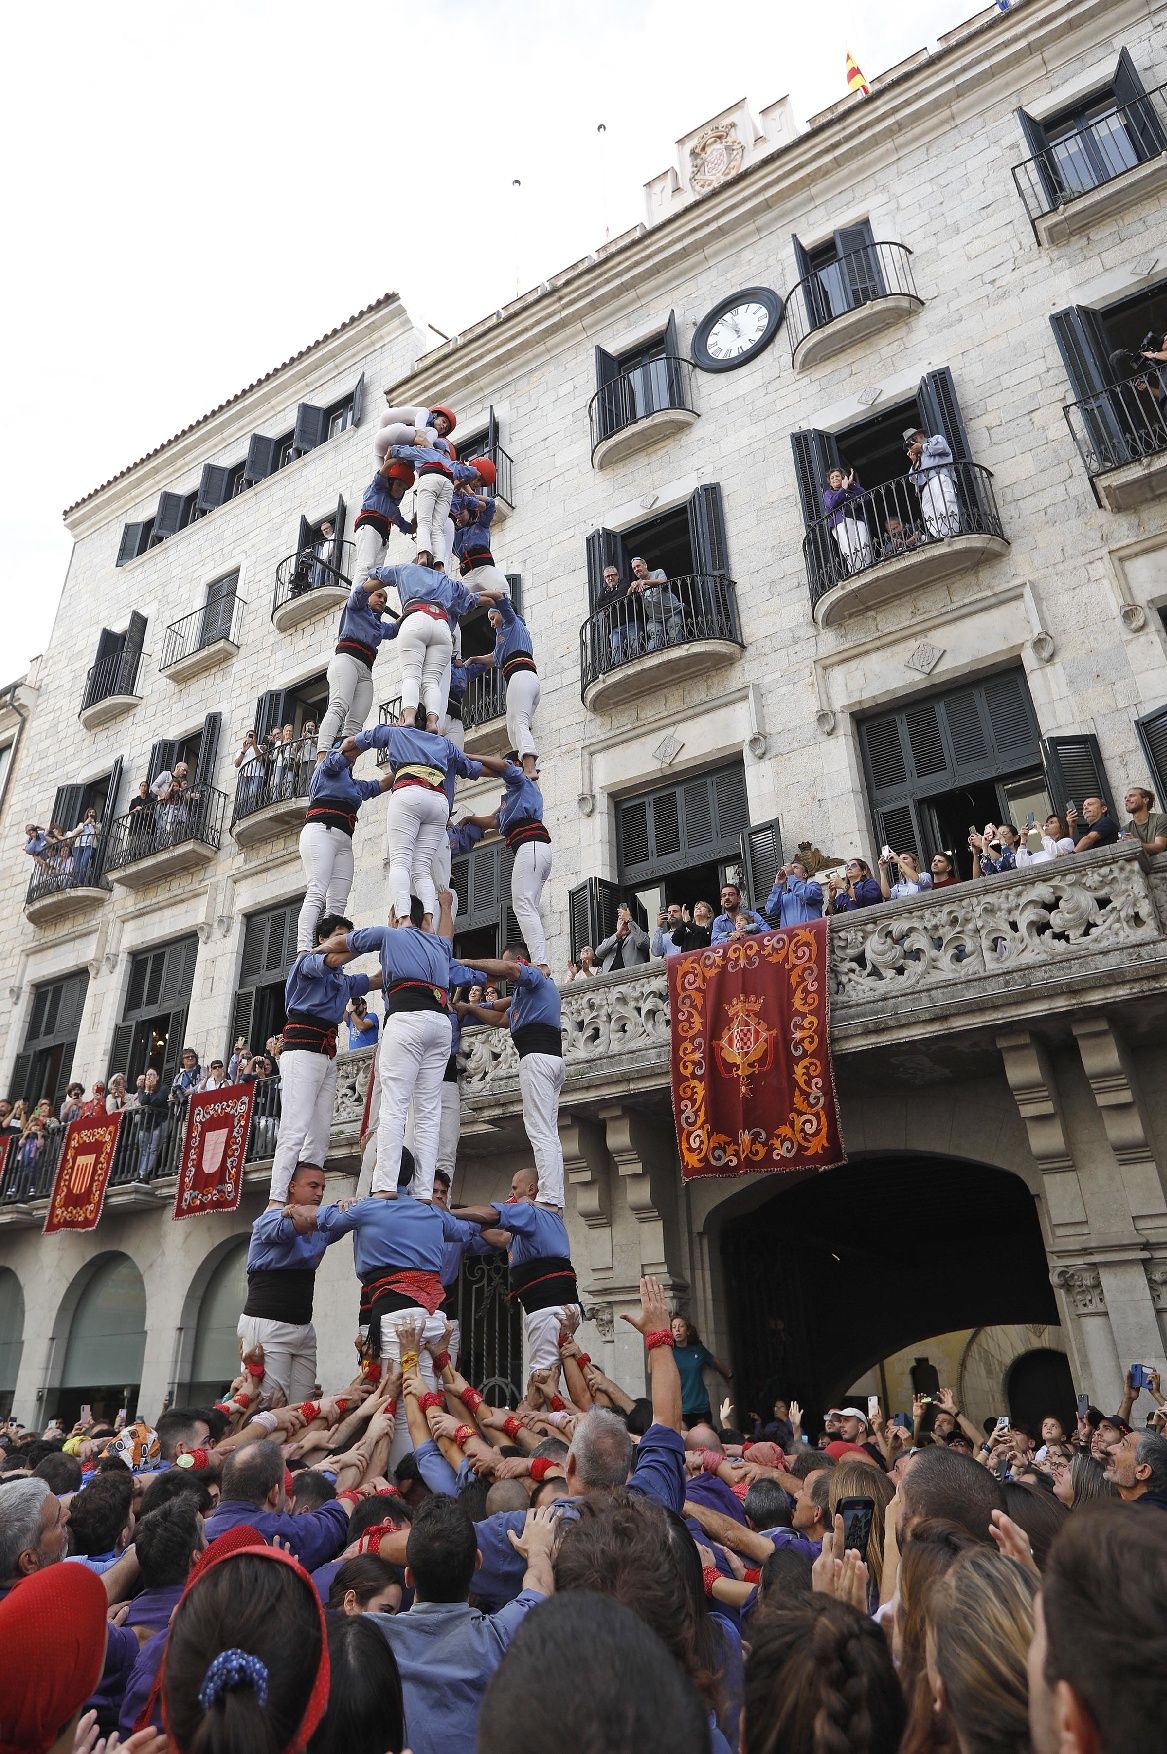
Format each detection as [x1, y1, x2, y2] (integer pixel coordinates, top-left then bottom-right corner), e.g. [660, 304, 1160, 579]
[593, 312, 687, 443]
[148, 489, 199, 548]
[585, 484, 729, 610]
[231, 901, 300, 1056]
[1051, 282, 1167, 478]
[1017, 49, 1167, 212]
[792, 221, 884, 327]
[107, 935, 199, 1086]
[8, 970, 90, 1108]
[450, 839, 522, 967]
[82, 613, 147, 710]
[199, 570, 241, 648]
[0, 739, 14, 807]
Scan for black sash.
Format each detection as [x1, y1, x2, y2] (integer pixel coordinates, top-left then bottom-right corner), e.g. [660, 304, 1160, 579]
[512, 1022, 563, 1060]
[243, 1268, 315, 1325]
[508, 1254, 579, 1314]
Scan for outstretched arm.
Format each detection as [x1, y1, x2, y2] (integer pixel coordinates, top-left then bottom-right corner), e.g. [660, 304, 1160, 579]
[622, 1274, 682, 1432]
[453, 1201, 504, 1228]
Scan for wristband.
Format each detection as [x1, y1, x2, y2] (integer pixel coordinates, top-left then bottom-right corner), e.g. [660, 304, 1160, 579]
[576, 1354, 592, 1370]
[529, 1456, 557, 1482]
[253, 1411, 280, 1434]
[743, 1567, 761, 1585]
[702, 1449, 723, 1474]
[338, 1489, 364, 1506]
[549, 1396, 567, 1412]
[418, 1392, 444, 1412]
[400, 1350, 420, 1375]
[461, 1387, 484, 1413]
[453, 1424, 475, 1448]
[357, 1521, 399, 1553]
[431, 1352, 451, 1374]
[382, 1398, 398, 1417]
[645, 1330, 674, 1351]
[245, 1361, 265, 1378]
[502, 1416, 522, 1441]
[547, 1411, 571, 1430]
[300, 1402, 321, 1426]
[233, 1393, 251, 1410]
[333, 1397, 351, 1417]
[361, 1361, 382, 1384]
[213, 1401, 232, 1416]
[702, 1565, 721, 1599]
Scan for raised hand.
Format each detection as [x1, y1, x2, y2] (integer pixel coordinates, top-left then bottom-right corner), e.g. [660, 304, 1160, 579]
[620, 1274, 670, 1338]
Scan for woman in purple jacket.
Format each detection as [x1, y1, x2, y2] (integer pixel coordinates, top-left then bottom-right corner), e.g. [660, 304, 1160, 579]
[821, 467, 873, 576]
[825, 858, 883, 912]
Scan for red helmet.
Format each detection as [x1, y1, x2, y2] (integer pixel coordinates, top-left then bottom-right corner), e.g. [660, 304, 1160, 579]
[385, 460, 415, 487]
[468, 456, 496, 488]
[431, 405, 457, 434]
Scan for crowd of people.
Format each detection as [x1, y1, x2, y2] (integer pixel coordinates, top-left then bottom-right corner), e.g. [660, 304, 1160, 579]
[2, 1274, 1165, 1754]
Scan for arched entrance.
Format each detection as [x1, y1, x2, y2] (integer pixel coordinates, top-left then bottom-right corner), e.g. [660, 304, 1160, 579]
[54, 1253, 146, 1426]
[1007, 1346, 1075, 1438]
[186, 1241, 248, 1403]
[0, 1270, 25, 1417]
[718, 1153, 1057, 1429]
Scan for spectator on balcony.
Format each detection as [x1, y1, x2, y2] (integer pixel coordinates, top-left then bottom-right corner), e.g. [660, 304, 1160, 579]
[1015, 812, 1075, 867]
[905, 426, 960, 538]
[32, 1098, 59, 1134]
[968, 823, 1017, 875]
[78, 1081, 108, 1118]
[12, 1117, 48, 1199]
[234, 728, 263, 772]
[682, 900, 715, 950]
[880, 512, 923, 558]
[199, 1060, 229, 1093]
[228, 1038, 250, 1082]
[64, 808, 102, 883]
[22, 823, 52, 870]
[878, 849, 934, 899]
[711, 881, 769, 945]
[598, 562, 634, 665]
[821, 467, 874, 574]
[311, 520, 336, 590]
[825, 858, 883, 912]
[629, 556, 684, 652]
[105, 1075, 127, 1114]
[930, 852, 960, 888]
[596, 904, 651, 972]
[135, 1069, 170, 1182]
[1121, 784, 1167, 853]
[0, 1098, 20, 1135]
[764, 861, 824, 927]
[729, 908, 764, 937]
[170, 1048, 203, 1112]
[58, 1083, 85, 1126]
[347, 994, 380, 1051]
[1068, 796, 1121, 852]
[566, 945, 600, 980]
[651, 902, 689, 957]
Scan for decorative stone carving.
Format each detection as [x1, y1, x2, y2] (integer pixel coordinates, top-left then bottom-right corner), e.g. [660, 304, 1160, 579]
[590, 1303, 615, 1341]
[689, 122, 744, 192]
[997, 1031, 1075, 1175]
[815, 709, 837, 735]
[331, 1050, 373, 1132]
[1029, 631, 1055, 662]
[856, 385, 882, 408]
[906, 641, 944, 675]
[1051, 1265, 1105, 1313]
[1120, 603, 1147, 632]
[747, 733, 768, 759]
[577, 793, 595, 816]
[1147, 1265, 1167, 1310]
[652, 732, 684, 767]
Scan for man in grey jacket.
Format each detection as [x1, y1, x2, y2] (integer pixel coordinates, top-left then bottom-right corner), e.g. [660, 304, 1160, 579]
[595, 903, 650, 972]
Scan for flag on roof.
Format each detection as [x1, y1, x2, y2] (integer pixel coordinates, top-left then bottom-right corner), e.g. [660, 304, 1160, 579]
[846, 52, 870, 97]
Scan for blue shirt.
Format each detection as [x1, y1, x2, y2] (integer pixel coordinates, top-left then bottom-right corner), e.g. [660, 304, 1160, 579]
[368, 562, 483, 624]
[246, 1205, 330, 1272]
[353, 724, 482, 789]
[360, 471, 414, 534]
[507, 962, 561, 1039]
[389, 441, 478, 485]
[497, 764, 544, 834]
[451, 491, 496, 561]
[316, 1192, 461, 1278]
[307, 750, 383, 817]
[369, 1592, 544, 1754]
[125, 1582, 184, 1637]
[347, 923, 484, 999]
[448, 819, 484, 858]
[337, 582, 397, 653]
[495, 1199, 570, 1269]
[710, 909, 769, 945]
[284, 951, 370, 1024]
[205, 1499, 350, 1572]
[763, 875, 824, 926]
[440, 1214, 493, 1288]
[831, 877, 883, 910]
[491, 594, 533, 665]
[347, 1010, 380, 1050]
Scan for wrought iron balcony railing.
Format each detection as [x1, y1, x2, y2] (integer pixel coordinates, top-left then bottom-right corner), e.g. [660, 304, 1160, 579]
[467, 441, 515, 509]
[159, 591, 245, 671]
[272, 541, 354, 620]
[1012, 82, 1167, 226]
[802, 462, 1006, 610]
[579, 573, 743, 697]
[233, 748, 316, 824]
[26, 838, 110, 906]
[1062, 366, 1167, 479]
[375, 664, 506, 764]
[588, 356, 697, 457]
[80, 649, 142, 714]
[105, 784, 227, 873]
[785, 241, 922, 357]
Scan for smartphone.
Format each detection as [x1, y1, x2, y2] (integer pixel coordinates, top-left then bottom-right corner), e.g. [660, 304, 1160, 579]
[839, 1496, 876, 1562]
[881, 844, 894, 860]
[1026, 812, 1037, 831]
[1130, 1364, 1149, 1389]
[1076, 1392, 1090, 1418]
[994, 1415, 1010, 1435]
[918, 1394, 932, 1404]
[1066, 800, 1076, 814]
[80, 1403, 92, 1425]
[867, 1395, 879, 1419]
[893, 1411, 909, 1428]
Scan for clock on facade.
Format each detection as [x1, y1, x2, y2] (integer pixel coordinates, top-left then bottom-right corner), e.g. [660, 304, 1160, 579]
[691, 287, 785, 372]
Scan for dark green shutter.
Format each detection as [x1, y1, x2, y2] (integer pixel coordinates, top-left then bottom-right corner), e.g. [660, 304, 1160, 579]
[741, 819, 783, 910]
[8, 1051, 34, 1107]
[792, 234, 828, 328]
[1040, 734, 1116, 817]
[506, 573, 522, 614]
[147, 741, 180, 786]
[244, 434, 280, 485]
[1136, 705, 1167, 798]
[116, 521, 151, 567]
[1114, 47, 1167, 157]
[790, 430, 843, 529]
[585, 528, 629, 608]
[351, 372, 366, 429]
[293, 403, 328, 455]
[916, 367, 971, 463]
[255, 691, 291, 742]
[332, 496, 347, 574]
[617, 763, 750, 884]
[119, 612, 147, 694]
[662, 309, 686, 406]
[49, 784, 86, 831]
[593, 345, 622, 442]
[1016, 107, 1058, 207]
[196, 713, 223, 789]
[107, 1023, 135, 1084]
[834, 221, 883, 305]
[230, 990, 255, 1057]
[151, 491, 187, 544]
[197, 464, 234, 514]
[568, 878, 623, 957]
[687, 483, 729, 577]
[499, 847, 523, 951]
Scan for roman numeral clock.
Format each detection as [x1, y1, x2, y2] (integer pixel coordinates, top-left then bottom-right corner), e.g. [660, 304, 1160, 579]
[691, 286, 785, 373]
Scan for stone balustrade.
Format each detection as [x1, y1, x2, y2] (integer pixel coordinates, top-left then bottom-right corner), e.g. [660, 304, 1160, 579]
[329, 846, 1165, 1129]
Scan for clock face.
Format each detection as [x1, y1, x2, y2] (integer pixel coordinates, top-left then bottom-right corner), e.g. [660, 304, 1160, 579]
[692, 286, 785, 373]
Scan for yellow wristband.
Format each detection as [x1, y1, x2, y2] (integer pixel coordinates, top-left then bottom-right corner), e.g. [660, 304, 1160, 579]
[401, 1350, 420, 1375]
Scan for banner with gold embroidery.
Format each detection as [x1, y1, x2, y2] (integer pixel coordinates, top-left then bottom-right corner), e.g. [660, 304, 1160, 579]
[43, 1112, 124, 1233]
[669, 920, 846, 1180]
[172, 1083, 255, 1220]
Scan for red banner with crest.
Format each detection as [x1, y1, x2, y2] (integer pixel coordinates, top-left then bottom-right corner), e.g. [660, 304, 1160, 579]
[43, 1112, 123, 1233]
[172, 1084, 255, 1220]
[668, 920, 846, 1180]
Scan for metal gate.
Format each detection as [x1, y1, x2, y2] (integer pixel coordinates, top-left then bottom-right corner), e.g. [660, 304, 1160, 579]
[452, 1252, 524, 1403]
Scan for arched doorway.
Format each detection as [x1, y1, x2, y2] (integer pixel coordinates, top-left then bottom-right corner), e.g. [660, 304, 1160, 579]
[55, 1254, 146, 1426]
[718, 1153, 1057, 1430]
[186, 1242, 248, 1403]
[0, 1270, 25, 1417]
[1007, 1346, 1076, 1438]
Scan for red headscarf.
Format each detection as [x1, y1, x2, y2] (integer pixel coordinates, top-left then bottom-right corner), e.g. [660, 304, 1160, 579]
[0, 1562, 108, 1754]
[159, 1540, 330, 1753]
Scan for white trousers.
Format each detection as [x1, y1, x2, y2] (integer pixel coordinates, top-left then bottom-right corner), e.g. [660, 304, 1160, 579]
[406, 1078, 461, 1184]
[414, 476, 455, 563]
[353, 521, 390, 588]
[375, 408, 432, 461]
[518, 1052, 565, 1207]
[386, 786, 449, 920]
[440, 712, 465, 752]
[379, 1307, 446, 1466]
[371, 1012, 452, 1198]
[920, 472, 961, 539]
[832, 517, 873, 573]
[462, 561, 510, 596]
[397, 613, 453, 719]
[431, 832, 453, 906]
[510, 840, 551, 966]
[318, 652, 375, 752]
[505, 670, 541, 760]
[297, 823, 355, 951]
[269, 1050, 339, 1202]
[524, 1303, 581, 1374]
[237, 1315, 319, 1407]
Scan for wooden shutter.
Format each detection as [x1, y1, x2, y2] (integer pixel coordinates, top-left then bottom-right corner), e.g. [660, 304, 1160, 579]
[1049, 306, 1127, 469]
[100, 758, 124, 830]
[486, 406, 499, 452]
[585, 527, 630, 609]
[499, 847, 523, 950]
[196, 713, 222, 789]
[106, 1023, 135, 1085]
[662, 309, 686, 405]
[230, 990, 255, 1056]
[981, 671, 1041, 763]
[351, 371, 366, 429]
[1136, 705, 1167, 798]
[617, 765, 748, 884]
[467, 841, 502, 930]
[151, 491, 187, 544]
[161, 1013, 189, 1085]
[792, 234, 829, 328]
[8, 1051, 33, 1106]
[197, 464, 234, 514]
[790, 430, 843, 529]
[116, 521, 151, 567]
[916, 367, 971, 463]
[293, 403, 329, 455]
[147, 740, 180, 785]
[1016, 107, 1059, 207]
[1041, 734, 1116, 816]
[835, 221, 883, 305]
[568, 878, 623, 957]
[255, 690, 290, 743]
[875, 801, 923, 864]
[50, 784, 87, 831]
[244, 434, 280, 485]
[118, 612, 147, 695]
[296, 514, 313, 556]
[687, 483, 729, 577]
[332, 495, 347, 573]
[741, 819, 783, 910]
[1114, 46, 1167, 157]
[93, 627, 122, 669]
[505, 573, 522, 614]
[593, 345, 622, 441]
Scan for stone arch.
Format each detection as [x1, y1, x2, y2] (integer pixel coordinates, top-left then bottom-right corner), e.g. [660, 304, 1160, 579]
[52, 1251, 146, 1424]
[0, 1268, 25, 1415]
[171, 1235, 250, 1400]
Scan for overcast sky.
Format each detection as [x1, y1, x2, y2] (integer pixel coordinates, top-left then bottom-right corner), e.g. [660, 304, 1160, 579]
[1, 0, 985, 680]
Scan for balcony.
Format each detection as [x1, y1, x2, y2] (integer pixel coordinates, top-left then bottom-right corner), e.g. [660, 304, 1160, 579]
[377, 668, 509, 758]
[804, 463, 1008, 628]
[232, 749, 315, 847]
[79, 653, 142, 732]
[1063, 371, 1167, 512]
[25, 847, 109, 925]
[105, 784, 226, 888]
[589, 357, 698, 469]
[580, 574, 743, 711]
[1012, 84, 1167, 245]
[272, 542, 354, 634]
[159, 591, 245, 684]
[787, 242, 923, 374]
[469, 441, 515, 525]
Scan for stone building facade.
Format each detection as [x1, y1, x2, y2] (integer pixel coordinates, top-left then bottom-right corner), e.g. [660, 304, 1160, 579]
[2, 0, 1167, 1435]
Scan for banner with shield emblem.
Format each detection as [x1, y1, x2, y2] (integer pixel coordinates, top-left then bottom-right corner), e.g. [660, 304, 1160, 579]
[43, 1111, 124, 1233]
[172, 1083, 255, 1220]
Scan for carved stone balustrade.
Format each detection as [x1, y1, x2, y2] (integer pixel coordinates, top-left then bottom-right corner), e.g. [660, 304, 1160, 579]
[328, 847, 1166, 1131]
